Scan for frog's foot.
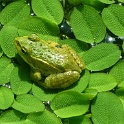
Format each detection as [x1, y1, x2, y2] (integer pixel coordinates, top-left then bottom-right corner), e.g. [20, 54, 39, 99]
[30, 68, 43, 82]
[40, 71, 80, 89]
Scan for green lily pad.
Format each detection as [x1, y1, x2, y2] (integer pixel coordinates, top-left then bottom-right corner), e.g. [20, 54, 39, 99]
[10, 66, 32, 95]
[99, 0, 115, 4]
[65, 115, 92, 124]
[66, 69, 90, 92]
[0, 86, 14, 110]
[115, 88, 124, 108]
[0, 26, 18, 58]
[0, 110, 27, 123]
[88, 73, 117, 92]
[67, 0, 82, 5]
[109, 59, 124, 84]
[32, 0, 64, 24]
[26, 110, 62, 124]
[70, 5, 106, 43]
[50, 90, 89, 118]
[0, 1, 30, 27]
[102, 4, 124, 37]
[12, 94, 45, 113]
[32, 83, 58, 101]
[58, 39, 89, 53]
[0, 56, 15, 85]
[91, 92, 124, 124]
[83, 43, 121, 71]
[18, 16, 59, 36]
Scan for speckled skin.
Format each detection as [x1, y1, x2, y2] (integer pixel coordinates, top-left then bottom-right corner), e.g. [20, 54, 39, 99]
[14, 34, 85, 89]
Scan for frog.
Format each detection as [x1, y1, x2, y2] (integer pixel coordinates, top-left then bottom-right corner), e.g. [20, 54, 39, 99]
[14, 34, 85, 89]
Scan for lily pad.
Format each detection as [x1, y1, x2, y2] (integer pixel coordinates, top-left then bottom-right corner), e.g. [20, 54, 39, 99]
[91, 92, 124, 124]
[0, 86, 14, 110]
[109, 59, 124, 84]
[0, 56, 15, 85]
[26, 110, 62, 124]
[0, 26, 18, 58]
[70, 5, 106, 43]
[12, 94, 45, 113]
[10, 66, 32, 95]
[99, 0, 115, 4]
[0, 1, 30, 27]
[0, 110, 27, 123]
[32, 0, 64, 24]
[88, 73, 117, 92]
[115, 88, 124, 108]
[65, 115, 92, 124]
[102, 4, 124, 37]
[83, 43, 121, 71]
[18, 16, 59, 36]
[50, 90, 89, 118]
[32, 83, 58, 101]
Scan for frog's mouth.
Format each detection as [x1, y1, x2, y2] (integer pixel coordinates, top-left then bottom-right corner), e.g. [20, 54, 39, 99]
[14, 39, 21, 51]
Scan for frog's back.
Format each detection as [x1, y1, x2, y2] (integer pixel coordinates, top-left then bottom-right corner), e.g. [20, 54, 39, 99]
[30, 42, 83, 75]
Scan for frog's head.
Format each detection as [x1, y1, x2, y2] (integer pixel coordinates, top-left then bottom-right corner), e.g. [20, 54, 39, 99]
[14, 34, 40, 65]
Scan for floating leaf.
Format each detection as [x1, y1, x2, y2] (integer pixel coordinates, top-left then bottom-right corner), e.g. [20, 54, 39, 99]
[12, 94, 45, 113]
[0, 26, 18, 58]
[0, 63, 15, 85]
[0, 56, 15, 85]
[32, 83, 58, 101]
[26, 110, 62, 124]
[58, 39, 89, 53]
[18, 16, 59, 36]
[91, 92, 124, 124]
[83, 43, 121, 71]
[32, 0, 64, 24]
[0, 1, 30, 27]
[109, 59, 124, 84]
[82, 88, 98, 100]
[70, 5, 106, 43]
[99, 0, 115, 4]
[50, 90, 89, 118]
[88, 73, 117, 92]
[66, 69, 90, 92]
[118, 81, 124, 88]
[0, 110, 27, 123]
[0, 86, 14, 110]
[102, 4, 124, 37]
[10, 66, 32, 95]
[115, 88, 124, 108]
[67, 0, 82, 5]
[66, 115, 92, 124]
[81, 0, 105, 11]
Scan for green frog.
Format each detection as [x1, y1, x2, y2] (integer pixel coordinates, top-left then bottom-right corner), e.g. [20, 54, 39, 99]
[14, 34, 85, 89]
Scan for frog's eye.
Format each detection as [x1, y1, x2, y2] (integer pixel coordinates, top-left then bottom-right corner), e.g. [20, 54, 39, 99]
[28, 34, 40, 41]
[21, 47, 27, 55]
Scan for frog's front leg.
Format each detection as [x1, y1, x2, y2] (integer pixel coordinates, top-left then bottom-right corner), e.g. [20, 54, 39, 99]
[41, 71, 80, 89]
[30, 67, 43, 82]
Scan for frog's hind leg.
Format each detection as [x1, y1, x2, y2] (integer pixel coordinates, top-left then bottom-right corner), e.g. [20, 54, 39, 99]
[42, 71, 80, 89]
